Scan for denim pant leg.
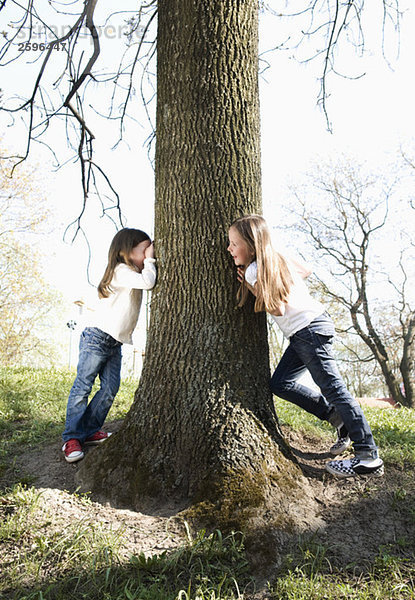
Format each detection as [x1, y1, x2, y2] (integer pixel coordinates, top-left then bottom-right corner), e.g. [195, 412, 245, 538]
[63, 328, 122, 443]
[291, 321, 378, 458]
[271, 343, 333, 421]
[82, 347, 121, 439]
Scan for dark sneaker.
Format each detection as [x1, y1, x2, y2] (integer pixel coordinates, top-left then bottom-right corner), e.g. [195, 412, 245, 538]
[330, 436, 352, 455]
[62, 439, 84, 463]
[85, 430, 112, 445]
[326, 457, 384, 478]
[330, 425, 352, 455]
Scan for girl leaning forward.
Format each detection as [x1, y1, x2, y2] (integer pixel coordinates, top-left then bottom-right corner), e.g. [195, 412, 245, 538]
[228, 214, 383, 479]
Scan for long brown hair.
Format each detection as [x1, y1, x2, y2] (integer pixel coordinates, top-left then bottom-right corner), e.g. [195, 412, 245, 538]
[98, 228, 150, 298]
[230, 215, 293, 313]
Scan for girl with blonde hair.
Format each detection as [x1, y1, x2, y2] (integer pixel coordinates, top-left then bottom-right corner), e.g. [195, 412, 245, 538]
[227, 214, 383, 478]
[62, 228, 156, 463]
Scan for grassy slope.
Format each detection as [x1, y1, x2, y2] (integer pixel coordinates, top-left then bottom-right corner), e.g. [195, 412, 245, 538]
[0, 367, 414, 599]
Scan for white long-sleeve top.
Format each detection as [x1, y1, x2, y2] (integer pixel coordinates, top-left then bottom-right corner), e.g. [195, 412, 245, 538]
[245, 259, 324, 339]
[88, 258, 157, 344]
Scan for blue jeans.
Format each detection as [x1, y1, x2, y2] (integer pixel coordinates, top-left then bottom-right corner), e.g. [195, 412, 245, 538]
[63, 327, 122, 443]
[270, 314, 378, 459]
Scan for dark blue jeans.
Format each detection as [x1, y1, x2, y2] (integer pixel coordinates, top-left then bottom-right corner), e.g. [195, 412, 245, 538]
[63, 327, 122, 443]
[270, 314, 378, 458]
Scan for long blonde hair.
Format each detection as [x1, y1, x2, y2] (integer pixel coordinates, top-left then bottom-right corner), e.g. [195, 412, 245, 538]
[231, 215, 293, 313]
[98, 228, 150, 298]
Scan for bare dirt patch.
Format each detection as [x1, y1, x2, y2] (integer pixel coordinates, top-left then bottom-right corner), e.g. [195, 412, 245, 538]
[1, 420, 188, 560]
[282, 427, 415, 569]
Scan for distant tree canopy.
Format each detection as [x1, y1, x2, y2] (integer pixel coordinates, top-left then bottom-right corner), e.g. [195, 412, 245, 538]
[0, 153, 66, 366]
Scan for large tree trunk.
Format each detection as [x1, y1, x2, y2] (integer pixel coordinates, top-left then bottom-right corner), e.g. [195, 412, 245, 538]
[76, 0, 317, 536]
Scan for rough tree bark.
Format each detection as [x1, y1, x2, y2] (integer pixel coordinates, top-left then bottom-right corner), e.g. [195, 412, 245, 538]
[401, 313, 415, 408]
[76, 0, 318, 537]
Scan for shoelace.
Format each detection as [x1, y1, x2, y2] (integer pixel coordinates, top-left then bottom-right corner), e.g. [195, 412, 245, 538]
[65, 440, 81, 453]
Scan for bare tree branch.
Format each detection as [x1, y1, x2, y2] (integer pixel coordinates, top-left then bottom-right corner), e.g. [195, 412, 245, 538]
[0, 0, 157, 243]
[63, 0, 99, 108]
[262, 0, 402, 131]
[286, 156, 414, 406]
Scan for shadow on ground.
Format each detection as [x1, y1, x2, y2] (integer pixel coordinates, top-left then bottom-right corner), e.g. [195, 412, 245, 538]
[1, 421, 414, 599]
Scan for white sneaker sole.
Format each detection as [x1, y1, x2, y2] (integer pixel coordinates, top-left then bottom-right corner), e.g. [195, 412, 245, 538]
[64, 452, 84, 463]
[62, 443, 84, 463]
[326, 461, 384, 478]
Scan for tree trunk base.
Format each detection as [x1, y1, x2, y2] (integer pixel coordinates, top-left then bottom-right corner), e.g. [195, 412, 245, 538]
[75, 425, 323, 568]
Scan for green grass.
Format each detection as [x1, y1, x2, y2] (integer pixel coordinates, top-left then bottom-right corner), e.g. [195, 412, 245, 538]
[269, 538, 415, 599]
[275, 397, 415, 466]
[0, 366, 138, 463]
[2, 367, 413, 469]
[0, 484, 249, 599]
[270, 569, 415, 600]
[0, 368, 415, 599]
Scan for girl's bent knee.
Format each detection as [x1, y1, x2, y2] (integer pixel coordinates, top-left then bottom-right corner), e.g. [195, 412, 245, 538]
[270, 379, 295, 397]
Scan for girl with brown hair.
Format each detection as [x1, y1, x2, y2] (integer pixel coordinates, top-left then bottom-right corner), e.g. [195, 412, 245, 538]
[62, 228, 156, 463]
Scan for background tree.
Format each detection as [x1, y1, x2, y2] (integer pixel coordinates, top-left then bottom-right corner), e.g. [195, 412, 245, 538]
[335, 339, 386, 398]
[0, 239, 66, 365]
[0, 153, 67, 366]
[307, 274, 393, 398]
[286, 156, 415, 408]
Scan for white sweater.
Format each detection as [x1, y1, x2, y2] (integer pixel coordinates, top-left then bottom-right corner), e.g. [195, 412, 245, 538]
[88, 258, 157, 344]
[245, 259, 324, 339]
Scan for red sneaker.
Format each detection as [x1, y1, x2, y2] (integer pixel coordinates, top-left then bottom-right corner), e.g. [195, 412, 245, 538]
[62, 439, 84, 463]
[84, 430, 112, 445]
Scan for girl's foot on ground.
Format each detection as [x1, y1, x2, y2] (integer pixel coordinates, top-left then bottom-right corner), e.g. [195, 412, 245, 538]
[62, 439, 84, 463]
[84, 430, 112, 445]
[326, 457, 384, 478]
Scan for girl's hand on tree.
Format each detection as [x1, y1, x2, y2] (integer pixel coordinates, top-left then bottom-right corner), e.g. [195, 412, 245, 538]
[145, 243, 155, 259]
